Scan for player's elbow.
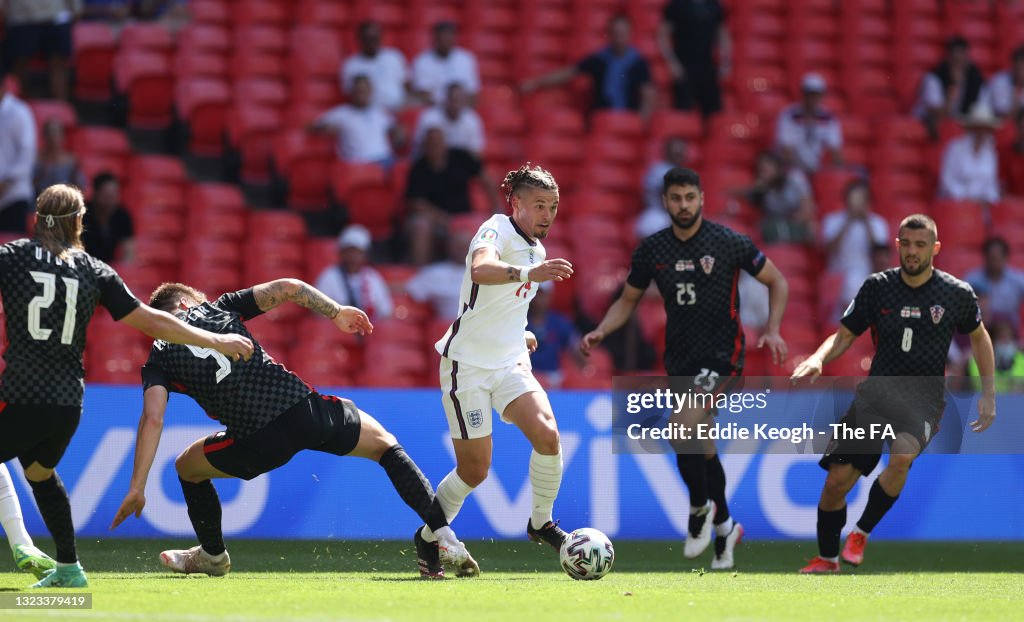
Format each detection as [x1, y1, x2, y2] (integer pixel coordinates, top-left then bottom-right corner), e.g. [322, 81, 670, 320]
[141, 407, 164, 430]
[469, 264, 488, 284]
[277, 278, 305, 300]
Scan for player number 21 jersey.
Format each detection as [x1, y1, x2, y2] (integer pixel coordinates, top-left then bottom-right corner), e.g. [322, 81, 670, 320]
[435, 215, 544, 369]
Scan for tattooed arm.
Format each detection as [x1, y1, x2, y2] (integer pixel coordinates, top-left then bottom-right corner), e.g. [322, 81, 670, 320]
[253, 279, 374, 335]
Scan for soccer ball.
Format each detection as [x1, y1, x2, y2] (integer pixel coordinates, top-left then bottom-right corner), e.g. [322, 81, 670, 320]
[559, 528, 614, 580]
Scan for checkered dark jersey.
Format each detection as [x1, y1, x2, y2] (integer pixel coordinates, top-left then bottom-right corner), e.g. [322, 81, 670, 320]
[0, 239, 140, 406]
[626, 220, 767, 375]
[841, 268, 981, 378]
[141, 289, 311, 438]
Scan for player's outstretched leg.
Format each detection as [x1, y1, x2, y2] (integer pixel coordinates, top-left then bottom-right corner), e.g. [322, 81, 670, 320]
[800, 464, 858, 574]
[163, 477, 231, 576]
[843, 455, 910, 566]
[349, 409, 480, 578]
[25, 465, 87, 588]
[0, 464, 56, 579]
[503, 392, 568, 552]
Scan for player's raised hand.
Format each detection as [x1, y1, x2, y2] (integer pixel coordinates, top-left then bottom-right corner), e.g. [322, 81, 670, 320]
[789, 356, 823, 383]
[970, 394, 996, 432]
[530, 258, 574, 282]
[110, 489, 146, 530]
[333, 306, 374, 336]
[215, 334, 255, 362]
[758, 331, 788, 365]
[580, 329, 605, 356]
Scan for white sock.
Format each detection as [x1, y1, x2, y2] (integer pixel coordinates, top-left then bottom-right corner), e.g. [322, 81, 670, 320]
[200, 547, 227, 563]
[529, 449, 563, 530]
[715, 517, 735, 537]
[852, 525, 869, 537]
[821, 555, 839, 563]
[419, 470, 475, 544]
[56, 561, 81, 568]
[0, 463, 33, 550]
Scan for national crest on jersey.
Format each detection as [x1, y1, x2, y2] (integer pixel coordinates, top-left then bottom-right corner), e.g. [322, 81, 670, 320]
[142, 290, 311, 438]
[436, 215, 545, 370]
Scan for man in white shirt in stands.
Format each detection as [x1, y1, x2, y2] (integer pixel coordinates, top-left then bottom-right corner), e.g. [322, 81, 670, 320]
[340, 21, 410, 112]
[821, 178, 889, 314]
[411, 21, 480, 107]
[308, 76, 404, 166]
[314, 224, 393, 322]
[775, 73, 843, 174]
[414, 83, 484, 156]
[404, 224, 475, 321]
[414, 165, 575, 576]
[981, 46, 1024, 119]
[938, 101, 1001, 205]
[0, 70, 37, 232]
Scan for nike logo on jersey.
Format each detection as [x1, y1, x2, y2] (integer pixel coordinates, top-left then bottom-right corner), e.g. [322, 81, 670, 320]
[880, 308, 892, 315]
[655, 263, 669, 270]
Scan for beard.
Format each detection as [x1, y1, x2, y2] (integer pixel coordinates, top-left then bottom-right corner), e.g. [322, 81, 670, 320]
[900, 255, 931, 276]
[669, 204, 702, 230]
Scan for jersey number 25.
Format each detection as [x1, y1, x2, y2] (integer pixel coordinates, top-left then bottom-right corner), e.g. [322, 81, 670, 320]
[676, 283, 696, 306]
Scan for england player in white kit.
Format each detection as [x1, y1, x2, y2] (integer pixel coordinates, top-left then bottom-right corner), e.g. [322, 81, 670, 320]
[415, 165, 574, 570]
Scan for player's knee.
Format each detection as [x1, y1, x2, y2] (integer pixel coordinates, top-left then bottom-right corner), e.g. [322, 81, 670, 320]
[886, 454, 915, 474]
[174, 450, 201, 482]
[532, 420, 560, 455]
[456, 460, 490, 488]
[822, 472, 855, 502]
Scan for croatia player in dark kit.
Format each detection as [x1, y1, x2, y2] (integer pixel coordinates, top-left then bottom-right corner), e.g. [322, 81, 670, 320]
[110, 279, 477, 579]
[0, 185, 254, 588]
[792, 214, 996, 574]
[581, 167, 789, 569]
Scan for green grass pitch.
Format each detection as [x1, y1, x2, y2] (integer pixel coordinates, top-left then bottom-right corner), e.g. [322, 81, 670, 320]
[2, 539, 1021, 621]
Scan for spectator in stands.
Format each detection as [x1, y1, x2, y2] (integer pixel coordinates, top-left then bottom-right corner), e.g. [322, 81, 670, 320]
[404, 223, 474, 322]
[527, 282, 583, 388]
[775, 73, 843, 174]
[1000, 110, 1024, 196]
[822, 179, 889, 307]
[736, 151, 815, 244]
[3, 0, 79, 101]
[308, 76, 404, 166]
[414, 83, 484, 156]
[966, 237, 1024, 330]
[938, 101, 1001, 205]
[33, 118, 83, 194]
[968, 316, 1024, 391]
[981, 46, 1024, 119]
[314, 224, 393, 321]
[405, 127, 499, 265]
[341, 20, 410, 113]
[82, 171, 134, 263]
[635, 137, 690, 239]
[411, 21, 480, 107]
[519, 15, 656, 121]
[915, 36, 984, 140]
[657, 0, 730, 118]
[0, 69, 36, 233]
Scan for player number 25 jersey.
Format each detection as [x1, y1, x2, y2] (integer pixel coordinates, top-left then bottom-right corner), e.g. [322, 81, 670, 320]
[435, 215, 544, 369]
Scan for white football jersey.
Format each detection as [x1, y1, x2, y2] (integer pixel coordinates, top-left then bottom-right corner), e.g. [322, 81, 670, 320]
[435, 214, 545, 369]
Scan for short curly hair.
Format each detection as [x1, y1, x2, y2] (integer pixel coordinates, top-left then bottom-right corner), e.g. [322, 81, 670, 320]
[501, 163, 558, 205]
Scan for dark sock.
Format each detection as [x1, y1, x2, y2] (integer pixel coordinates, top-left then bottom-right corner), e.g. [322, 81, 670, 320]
[676, 453, 708, 508]
[379, 445, 447, 532]
[705, 454, 730, 524]
[856, 479, 899, 533]
[179, 478, 225, 556]
[29, 473, 77, 564]
[817, 506, 847, 558]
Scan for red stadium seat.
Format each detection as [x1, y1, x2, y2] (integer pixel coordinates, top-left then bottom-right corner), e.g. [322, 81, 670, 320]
[249, 211, 307, 243]
[229, 52, 286, 82]
[295, 0, 349, 27]
[286, 346, 354, 387]
[232, 0, 289, 25]
[182, 239, 240, 269]
[288, 27, 344, 83]
[232, 25, 287, 55]
[114, 51, 173, 129]
[177, 25, 231, 55]
[132, 235, 180, 266]
[649, 110, 703, 143]
[29, 100, 77, 130]
[120, 23, 174, 56]
[87, 342, 151, 384]
[188, 0, 229, 25]
[273, 131, 335, 209]
[187, 209, 248, 240]
[174, 51, 228, 80]
[232, 78, 289, 109]
[583, 135, 641, 167]
[124, 181, 185, 214]
[175, 77, 231, 156]
[304, 237, 338, 283]
[69, 126, 129, 162]
[527, 107, 585, 138]
[72, 22, 117, 101]
[226, 104, 282, 183]
[590, 110, 646, 141]
[181, 264, 243, 297]
[128, 155, 186, 186]
[932, 200, 987, 248]
[79, 155, 127, 190]
[186, 183, 246, 216]
[330, 163, 398, 238]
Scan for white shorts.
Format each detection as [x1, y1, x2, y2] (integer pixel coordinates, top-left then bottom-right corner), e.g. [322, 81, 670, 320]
[439, 354, 544, 440]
